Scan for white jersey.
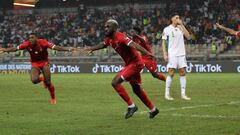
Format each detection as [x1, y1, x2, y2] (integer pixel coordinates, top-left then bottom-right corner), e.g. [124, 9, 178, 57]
[162, 25, 186, 57]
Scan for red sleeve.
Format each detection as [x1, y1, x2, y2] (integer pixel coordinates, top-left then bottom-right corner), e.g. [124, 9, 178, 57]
[103, 38, 110, 47]
[17, 41, 29, 50]
[47, 42, 56, 49]
[236, 32, 240, 38]
[142, 35, 148, 42]
[118, 33, 133, 46]
[40, 39, 56, 49]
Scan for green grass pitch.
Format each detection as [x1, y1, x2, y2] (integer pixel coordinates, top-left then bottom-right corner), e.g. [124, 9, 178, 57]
[0, 73, 239, 135]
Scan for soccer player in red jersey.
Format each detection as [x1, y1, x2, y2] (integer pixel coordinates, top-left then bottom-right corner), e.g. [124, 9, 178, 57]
[84, 19, 159, 119]
[131, 26, 166, 82]
[0, 33, 77, 104]
[216, 23, 240, 38]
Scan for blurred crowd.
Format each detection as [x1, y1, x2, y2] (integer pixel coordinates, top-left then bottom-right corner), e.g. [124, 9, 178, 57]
[0, 0, 239, 54]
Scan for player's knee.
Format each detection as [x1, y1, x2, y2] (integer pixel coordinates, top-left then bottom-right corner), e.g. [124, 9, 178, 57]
[111, 80, 118, 88]
[168, 72, 174, 77]
[168, 69, 175, 77]
[179, 72, 185, 76]
[31, 79, 39, 84]
[151, 72, 158, 78]
[179, 70, 186, 76]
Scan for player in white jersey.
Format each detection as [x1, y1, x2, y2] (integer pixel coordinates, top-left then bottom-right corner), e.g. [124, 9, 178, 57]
[162, 13, 191, 100]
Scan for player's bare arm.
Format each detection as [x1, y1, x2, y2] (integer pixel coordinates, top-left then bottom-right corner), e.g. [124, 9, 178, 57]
[84, 43, 106, 55]
[216, 23, 238, 35]
[133, 34, 146, 45]
[177, 20, 191, 40]
[129, 41, 153, 57]
[53, 46, 79, 52]
[161, 39, 168, 63]
[0, 47, 18, 52]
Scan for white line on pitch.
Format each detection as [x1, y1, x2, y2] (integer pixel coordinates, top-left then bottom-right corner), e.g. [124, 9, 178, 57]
[137, 100, 240, 114]
[160, 113, 240, 119]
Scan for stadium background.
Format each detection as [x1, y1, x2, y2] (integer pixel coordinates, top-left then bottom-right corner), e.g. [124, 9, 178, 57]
[0, 0, 239, 74]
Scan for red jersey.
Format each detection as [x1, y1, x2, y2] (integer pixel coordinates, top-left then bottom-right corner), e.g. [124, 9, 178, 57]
[17, 39, 55, 63]
[236, 32, 240, 38]
[133, 34, 152, 56]
[104, 32, 142, 65]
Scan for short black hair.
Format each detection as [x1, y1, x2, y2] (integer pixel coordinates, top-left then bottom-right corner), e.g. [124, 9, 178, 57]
[169, 12, 180, 19]
[133, 26, 142, 34]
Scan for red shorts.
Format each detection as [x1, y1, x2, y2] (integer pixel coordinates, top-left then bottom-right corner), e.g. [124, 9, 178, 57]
[142, 56, 157, 73]
[118, 62, 144, 84]
[31, 61, 49, 69]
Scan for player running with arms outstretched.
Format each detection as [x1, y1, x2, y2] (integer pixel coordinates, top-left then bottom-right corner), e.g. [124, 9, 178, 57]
[0, 33, 78, 104]
[85, 19, 159, 119]
[216, 23, 240, 38]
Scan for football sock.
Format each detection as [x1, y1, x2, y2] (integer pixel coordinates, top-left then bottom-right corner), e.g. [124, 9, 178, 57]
[114, 84, 133, 106]
[131, 84, 154, 110]
[180, 76, 186, 96]
[138, 89, 154, 110]
[128, 103, 135, 108]
[150, 107, 156, 112]
[46, 83, 55, 99]
[165, 76, 173, 96]
[158, 73, 166, 81]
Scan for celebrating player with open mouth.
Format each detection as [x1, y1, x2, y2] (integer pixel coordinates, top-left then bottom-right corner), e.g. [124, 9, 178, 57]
[0, 33, 78, 104]
[84, 19, 159, 119]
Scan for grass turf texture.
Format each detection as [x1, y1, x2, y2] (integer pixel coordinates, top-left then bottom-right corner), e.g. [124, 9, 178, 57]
[0, 73, 239, 135]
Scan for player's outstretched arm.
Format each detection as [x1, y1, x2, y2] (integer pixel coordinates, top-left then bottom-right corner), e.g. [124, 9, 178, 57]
[52, 46, 79, 52]
[132, 34, 146, 45]
[216, 23, 238, 36]
[129, 41, 153, 57]
[0, 47, 18, 53]
[84, 43, 106, 55]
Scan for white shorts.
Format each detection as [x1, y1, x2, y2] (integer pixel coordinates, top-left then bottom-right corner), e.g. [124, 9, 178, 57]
[167, 55, 187, 69]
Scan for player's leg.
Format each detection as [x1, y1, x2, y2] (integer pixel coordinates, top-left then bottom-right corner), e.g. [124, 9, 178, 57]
[165, 56, 177, 100]
[111, 73, 137, 119]
[148, 66, 166, 81]
[145, 59, 166, 81]
[30, 67, 41, 84]
[151, 72, 166, 81]
[130, 75, 159, 119]
[165, 68, 175, 100]
[113, 63, 145, 119]
[42, 64, 56, 104]
[111, 74, 133, 106]
[178, 56, 190, 100]
[179, 68, 188, 99]
[165, 56, 178, 100]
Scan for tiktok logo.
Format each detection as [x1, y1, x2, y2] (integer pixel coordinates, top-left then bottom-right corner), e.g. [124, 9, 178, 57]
[92, 64, 100, 73]
[50, 64, 57, 73]
[92, 64, 123, 73]
[237, 65, 240, 73]
[186, 63, 194, 73]
[50, 64, 80, 73]
[156, 65, 167, 72]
